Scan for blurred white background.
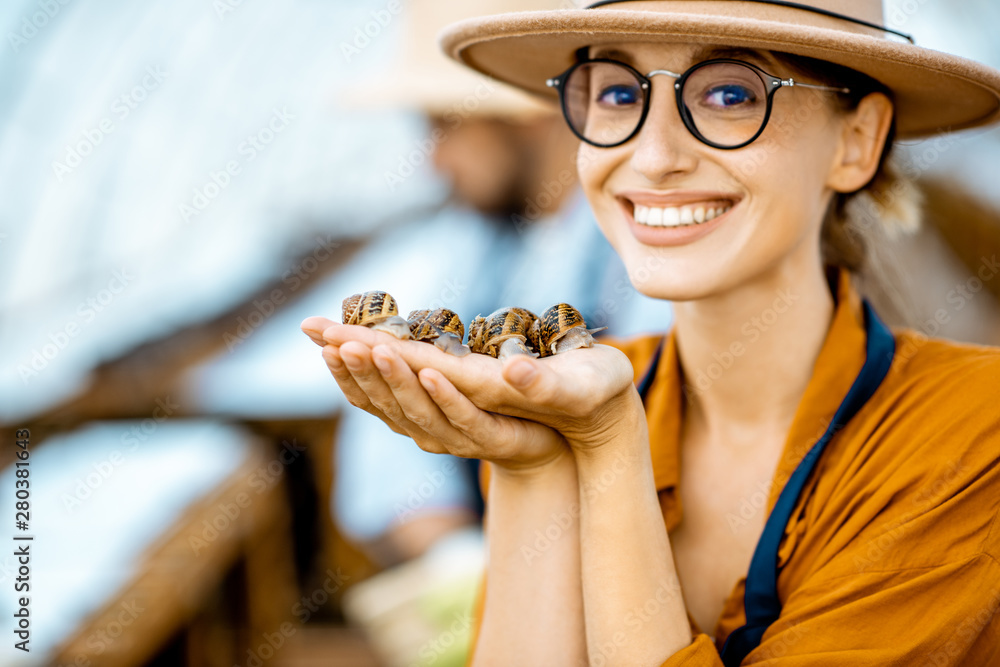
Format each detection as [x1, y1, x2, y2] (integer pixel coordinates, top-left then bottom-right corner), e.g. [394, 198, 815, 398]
[0, 0, 998, 417]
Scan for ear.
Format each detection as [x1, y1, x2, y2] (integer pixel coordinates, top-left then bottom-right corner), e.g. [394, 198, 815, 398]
[826, 92, 895, 193]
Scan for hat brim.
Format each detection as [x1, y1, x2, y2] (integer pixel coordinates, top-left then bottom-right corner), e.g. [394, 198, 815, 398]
[439, 8, 1000, 138]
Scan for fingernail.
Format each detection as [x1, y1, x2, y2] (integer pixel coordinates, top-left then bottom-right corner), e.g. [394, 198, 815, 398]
[420, 374, 438, 396]
[373, 353, 391, 377]
[506, 361, 536, 387]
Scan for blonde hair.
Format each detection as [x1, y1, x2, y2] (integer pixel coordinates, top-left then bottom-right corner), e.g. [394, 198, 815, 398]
[822, 152, 924, 326]
[775, 50, 924, 327]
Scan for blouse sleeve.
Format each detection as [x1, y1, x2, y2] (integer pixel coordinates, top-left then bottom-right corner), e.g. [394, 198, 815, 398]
[650, 552, 1000, 666]
[739, 552, 1000, 665]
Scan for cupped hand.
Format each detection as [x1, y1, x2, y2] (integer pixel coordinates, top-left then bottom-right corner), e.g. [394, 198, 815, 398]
[301, 316, 567, 471]
[302, 316, 640, 450]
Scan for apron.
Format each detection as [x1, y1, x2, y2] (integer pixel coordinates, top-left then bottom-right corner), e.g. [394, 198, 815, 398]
[635, 299, 896, 666]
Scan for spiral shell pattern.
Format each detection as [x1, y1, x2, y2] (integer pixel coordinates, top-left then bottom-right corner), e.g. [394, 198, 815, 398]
[468, 308, 536, 359]
[342, 291, 411, 339]
[539, 303, 595, 355]
[342, 291, 399, 326]
[408, 308, 465, 342]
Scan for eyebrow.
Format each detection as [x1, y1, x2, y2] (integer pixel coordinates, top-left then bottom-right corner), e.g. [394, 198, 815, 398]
[587, 46, 776, 72]
[693, 46, 775, 68]
[588, 47, 635, 65]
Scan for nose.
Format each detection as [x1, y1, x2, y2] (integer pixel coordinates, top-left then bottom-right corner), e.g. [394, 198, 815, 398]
[628, 78, 698, 183]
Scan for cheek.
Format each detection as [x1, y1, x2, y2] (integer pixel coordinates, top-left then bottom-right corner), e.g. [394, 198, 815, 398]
[577, 143, 625, 236]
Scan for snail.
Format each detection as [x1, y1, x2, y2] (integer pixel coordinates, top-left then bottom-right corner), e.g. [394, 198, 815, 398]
[468, 308, 540, 362]
[342, 291, 412, 339]
[538, 303, 606, 356]
[407, 308, 470, 357]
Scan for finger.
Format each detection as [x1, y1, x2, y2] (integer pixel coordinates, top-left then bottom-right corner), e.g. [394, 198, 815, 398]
[417, 368, 509, 458]
[302, 316, 337, 347]
[419, 368, 566, 467]
[339, 341, 413, 429]
[322, 345, 408, 436]
[500, 349, 620, 420]
[502, 355, 562, 407]
[371, 345, 467, 454]
[323, 322, 409, 349]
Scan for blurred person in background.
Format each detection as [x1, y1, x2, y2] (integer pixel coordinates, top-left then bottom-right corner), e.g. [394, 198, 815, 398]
[327, 0, 671, 664]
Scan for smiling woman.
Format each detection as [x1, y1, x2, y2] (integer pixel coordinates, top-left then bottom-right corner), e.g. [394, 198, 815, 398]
[304, 1, 1000, 665]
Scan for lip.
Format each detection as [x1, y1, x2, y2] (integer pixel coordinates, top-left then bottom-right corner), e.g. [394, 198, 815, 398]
[616, 190, 742, 247]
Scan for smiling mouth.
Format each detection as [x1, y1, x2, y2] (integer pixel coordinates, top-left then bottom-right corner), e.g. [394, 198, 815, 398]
[625, 198, 738, 228]
[629, 201, 736, 227]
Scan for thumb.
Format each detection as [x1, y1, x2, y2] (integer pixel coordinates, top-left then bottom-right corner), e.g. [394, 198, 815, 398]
[501, 356, 562, 409]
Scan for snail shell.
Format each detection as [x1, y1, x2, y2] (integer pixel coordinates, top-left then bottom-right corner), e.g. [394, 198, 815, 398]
[539, 303, 606, 355]
[508, 308, 542, 356]
[341, 291, 412, 339]
[407, 309, 470, 356]
[468, 308, 539, 362]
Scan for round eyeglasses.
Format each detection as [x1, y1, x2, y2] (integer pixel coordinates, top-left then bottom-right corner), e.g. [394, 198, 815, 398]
[546, 58, 851, 150]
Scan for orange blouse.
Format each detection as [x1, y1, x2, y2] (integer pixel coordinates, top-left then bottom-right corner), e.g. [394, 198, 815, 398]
[472, 267, 1000, 665]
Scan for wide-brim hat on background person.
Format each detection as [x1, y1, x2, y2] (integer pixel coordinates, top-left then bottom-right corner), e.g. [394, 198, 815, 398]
[437, 0, 1000, 138]
[341, 0, 571, 119]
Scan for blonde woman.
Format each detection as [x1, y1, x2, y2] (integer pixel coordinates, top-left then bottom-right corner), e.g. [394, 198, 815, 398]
[304, 0, 1000, 663]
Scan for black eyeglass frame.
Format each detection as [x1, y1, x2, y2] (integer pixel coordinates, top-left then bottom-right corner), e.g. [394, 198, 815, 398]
[545, 57, 851, 150]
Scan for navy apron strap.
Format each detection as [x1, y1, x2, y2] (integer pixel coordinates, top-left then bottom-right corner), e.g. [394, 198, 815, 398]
[636, 337, 665, 401]
[719, 300, 895, 665]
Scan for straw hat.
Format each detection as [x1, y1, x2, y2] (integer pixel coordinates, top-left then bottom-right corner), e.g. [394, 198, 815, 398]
[438, 0, 1000, 138]
[343, 0, 569, 118]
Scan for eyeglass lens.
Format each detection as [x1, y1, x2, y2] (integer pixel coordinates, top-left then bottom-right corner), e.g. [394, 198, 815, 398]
[562, 61, 771, 148]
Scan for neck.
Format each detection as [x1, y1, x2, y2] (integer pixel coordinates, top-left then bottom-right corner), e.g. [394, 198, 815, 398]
[672, 257, 835, 446]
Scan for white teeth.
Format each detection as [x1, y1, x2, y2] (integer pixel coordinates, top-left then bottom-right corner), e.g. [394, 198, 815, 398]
[633, 203, 734, 227]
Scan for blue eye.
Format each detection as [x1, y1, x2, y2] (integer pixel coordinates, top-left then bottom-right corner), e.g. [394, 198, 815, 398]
[704, 84, 756, 108]
[596, 84, 640, 107]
